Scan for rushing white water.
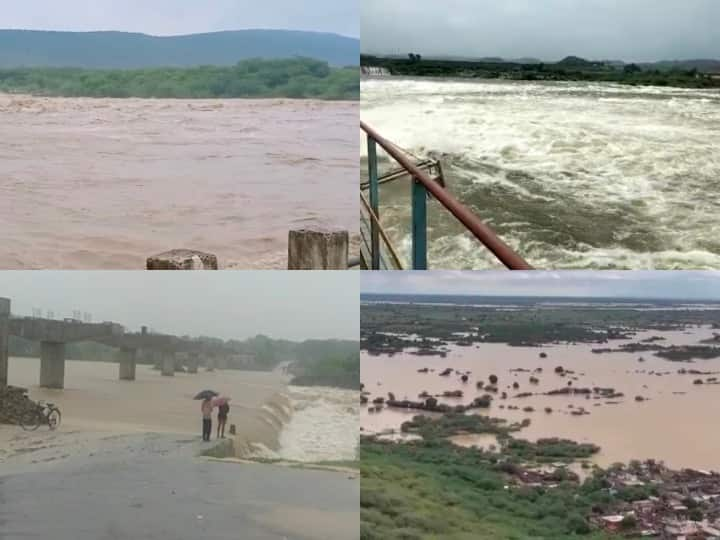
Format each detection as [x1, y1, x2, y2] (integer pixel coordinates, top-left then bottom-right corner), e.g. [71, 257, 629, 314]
[361, 78, 720, 269]
[247, 386, 358, 463]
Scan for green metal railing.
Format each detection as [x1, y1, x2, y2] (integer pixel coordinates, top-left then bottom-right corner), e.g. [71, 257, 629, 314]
[361, 121, 533, 270]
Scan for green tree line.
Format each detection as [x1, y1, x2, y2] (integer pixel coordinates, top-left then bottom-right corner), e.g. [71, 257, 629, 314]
[361, 54, 720, 89]
[0, 57, 359, 100]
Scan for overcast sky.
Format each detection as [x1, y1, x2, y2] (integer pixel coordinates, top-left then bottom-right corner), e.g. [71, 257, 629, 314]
[361, 271, 720, 300]
[362, 0, 720, 62]
[0, 272, 358, 341]
[0, 0, 358, 38]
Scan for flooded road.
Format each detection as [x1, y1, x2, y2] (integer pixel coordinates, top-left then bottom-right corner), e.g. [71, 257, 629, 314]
[0, 94, 357, 269]
[361, 326, 720, 470]
[0, 433, 359, 540]
[3, 357, 284, 436]
[361, 78, 720, 269]
[0, 360, 359, 540]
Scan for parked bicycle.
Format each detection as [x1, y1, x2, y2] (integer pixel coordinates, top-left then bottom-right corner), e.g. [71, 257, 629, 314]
[20, 400, 62, 431]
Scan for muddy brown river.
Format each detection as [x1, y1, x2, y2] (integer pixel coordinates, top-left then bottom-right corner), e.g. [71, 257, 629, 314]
[0, 95, 357, 269]
[362, 326, 720, 471]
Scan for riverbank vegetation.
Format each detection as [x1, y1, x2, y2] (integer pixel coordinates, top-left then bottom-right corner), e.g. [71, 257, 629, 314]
[361, 435, 611, 539]
[361, 54, 720, 89]
[290, 351, 359, 390]
[0, 58, 359, 100]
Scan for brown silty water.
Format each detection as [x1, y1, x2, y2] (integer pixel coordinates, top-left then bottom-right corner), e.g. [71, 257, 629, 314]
[4, 357, 285, 439]
[362, 326, 720, 471]
[0, 95, 358, 269]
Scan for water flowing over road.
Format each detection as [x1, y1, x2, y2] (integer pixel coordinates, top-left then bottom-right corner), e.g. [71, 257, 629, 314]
[361, 78, 720, 269]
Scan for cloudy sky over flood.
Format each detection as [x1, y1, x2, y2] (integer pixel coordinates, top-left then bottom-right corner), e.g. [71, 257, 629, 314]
[0, 272, 358, 341]
[361, 271, 720, 300]
[362, 0, 720, 62]
[0, 0, 358, 37]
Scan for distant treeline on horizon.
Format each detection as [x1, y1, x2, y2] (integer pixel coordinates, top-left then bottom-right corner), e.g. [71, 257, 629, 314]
[0, 58, 359, 100]
[360, 293, 720, 306]
[361, 53, 720, 88]
[8, 333, 359, 370]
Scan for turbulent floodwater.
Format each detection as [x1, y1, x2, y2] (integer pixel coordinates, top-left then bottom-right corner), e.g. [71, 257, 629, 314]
[361, 78, 720, 269]
[361, 325, 720, 471]
[0, 94, 357, 269]
[245, 386, 358, 463]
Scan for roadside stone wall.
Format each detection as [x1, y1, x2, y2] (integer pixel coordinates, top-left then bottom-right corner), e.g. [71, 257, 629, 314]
[0, 386, 37, 425]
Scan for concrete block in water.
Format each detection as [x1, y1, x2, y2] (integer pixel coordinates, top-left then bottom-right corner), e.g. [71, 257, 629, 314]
[287, 228, 349, 269]
[161, 353, 175, 376]
[187, 354, 199, 374]
[119, 348, 137, 381]
[146, 249, 218, 270]
[40, 341, 66, 389]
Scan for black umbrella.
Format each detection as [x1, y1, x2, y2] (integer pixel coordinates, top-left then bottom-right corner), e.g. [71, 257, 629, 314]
[194, 390, 219, 400]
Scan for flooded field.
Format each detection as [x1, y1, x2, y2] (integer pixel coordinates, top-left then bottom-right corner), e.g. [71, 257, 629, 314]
[362, 326, 720, 471]
[0, 94, 357, 269]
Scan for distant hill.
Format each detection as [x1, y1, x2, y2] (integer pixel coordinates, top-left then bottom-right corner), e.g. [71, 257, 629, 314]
[0, 29, 359, 68]
[557, 55, 594, 66]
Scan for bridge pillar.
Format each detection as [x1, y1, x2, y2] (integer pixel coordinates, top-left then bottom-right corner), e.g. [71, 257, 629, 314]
[40, 341, 66, 389]
[0, 297, 10, 387]
[187, 353, 199, 374]
[161, 352, 175, 376]
[152, 350, 162, 370]
[206, 356, 215, 372]
[119, 347, 137, 381]
[174, 354, 186, 372]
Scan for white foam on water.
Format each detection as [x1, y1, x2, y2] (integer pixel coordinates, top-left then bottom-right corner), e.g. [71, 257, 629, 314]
[275, 386, 358, 463]
[361, 79, 720, 269]
[243, 386, 358, 463]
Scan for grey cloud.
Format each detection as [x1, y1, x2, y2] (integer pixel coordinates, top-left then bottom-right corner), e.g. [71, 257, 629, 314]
[361, 0, 720, 62]
[0, 271, 358, 341]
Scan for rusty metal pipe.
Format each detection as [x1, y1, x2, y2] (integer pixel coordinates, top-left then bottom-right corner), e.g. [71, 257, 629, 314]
[360, 121, 533, 270]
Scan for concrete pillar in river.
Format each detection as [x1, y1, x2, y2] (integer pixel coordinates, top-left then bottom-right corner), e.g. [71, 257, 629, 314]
[40, 341, 66, 389]
[161, 352, 175, 376]
[119, 347, 137, 381]
[0, 297, 10, 387]
[187, 353, 199, 374]
[216, 356, 228, 370]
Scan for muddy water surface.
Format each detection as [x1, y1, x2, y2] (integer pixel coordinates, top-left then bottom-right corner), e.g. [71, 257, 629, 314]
[362, 326, 720, 470]
[0, 95, 357, 269]
[5, 357, 284, 435]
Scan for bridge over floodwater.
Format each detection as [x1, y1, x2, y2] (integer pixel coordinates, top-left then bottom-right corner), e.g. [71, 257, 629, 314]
[0, 297, 236, 389]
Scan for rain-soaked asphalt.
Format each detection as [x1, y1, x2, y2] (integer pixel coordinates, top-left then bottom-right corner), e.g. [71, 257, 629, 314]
[0, 433, 359, 540]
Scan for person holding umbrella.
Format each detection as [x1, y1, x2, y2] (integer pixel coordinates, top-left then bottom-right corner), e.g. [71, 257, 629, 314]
[195, 390, 218, 441]
[215, 397, 231, 439]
